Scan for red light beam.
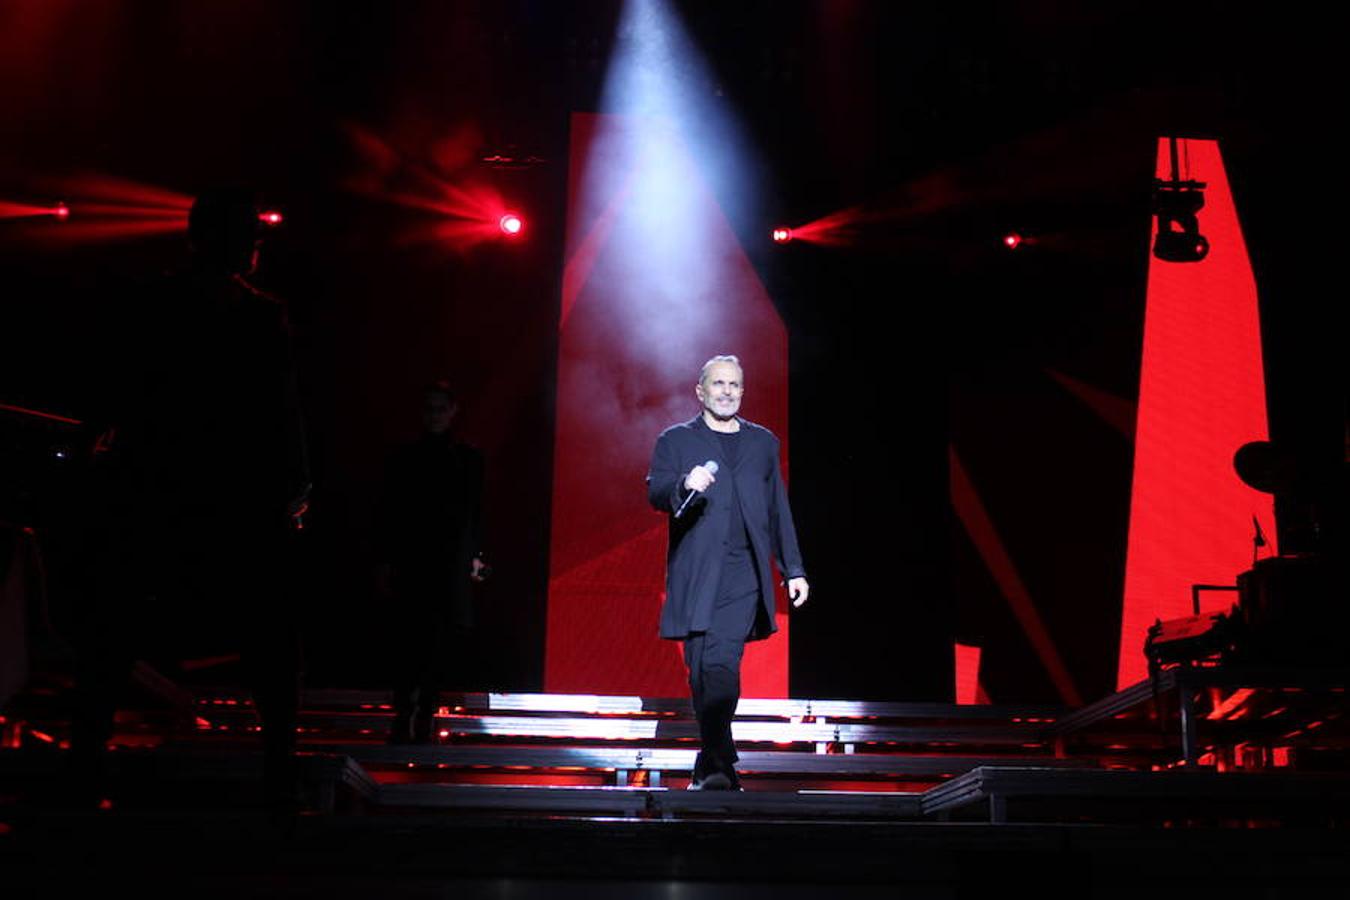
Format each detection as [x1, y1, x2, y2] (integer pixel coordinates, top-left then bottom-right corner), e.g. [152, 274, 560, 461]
[1, 200, 66, 219]
[342, 121, 517, 251]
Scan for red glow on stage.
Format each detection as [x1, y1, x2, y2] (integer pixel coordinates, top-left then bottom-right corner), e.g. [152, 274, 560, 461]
[955, 643, 987, 705]
[1, 199, 65, 219]
[0, 402, 83, 426]
[786, 207, 864, 246]
[258, 210, 283, 226]
[47, 173, 192, 212]
[499, 213, 523, 235]
[35, 218, 188, 242]
[342, 122, 520, 251]
[1117, 139, 1273, 689]
[1045, 368, 1136, 439]
[1207, 688, 1256, 720]
[7, 175, 191, 244]
[951, 445, 1084, 706]
[55, 203, 187, 219]
[1003, 232, 1021, 249]
[772, 226, 792, 243]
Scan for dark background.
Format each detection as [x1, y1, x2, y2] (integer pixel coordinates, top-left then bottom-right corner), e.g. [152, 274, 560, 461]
[1, 1, 1340, 703]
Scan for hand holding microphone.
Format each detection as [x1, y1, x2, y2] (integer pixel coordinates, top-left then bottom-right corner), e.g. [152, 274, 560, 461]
[674, 460, 718, 519]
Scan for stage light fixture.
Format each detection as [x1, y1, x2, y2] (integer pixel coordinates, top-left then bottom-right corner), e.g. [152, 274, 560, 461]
[1003, 232, 1021, 249]
[258, 210, 283, 226]
[1152, 137, 1209, 263]
[499, 213, 524, 236]
[53, 202, 70, 219]
[772, 227, 792, 244]
[479, 146, 547, 170]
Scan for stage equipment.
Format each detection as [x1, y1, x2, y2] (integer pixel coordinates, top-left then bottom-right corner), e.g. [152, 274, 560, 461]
[1233, 439, 1329, 557]
[1152, 137, 1209, 262]
[1145, 579, 1240, 676]
[479, 146, 548, 169]
[1232, 555, 1346, 666]
[1146, 553, 1346, 675]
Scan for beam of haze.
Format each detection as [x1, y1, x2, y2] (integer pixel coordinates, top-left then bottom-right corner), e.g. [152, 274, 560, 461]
[546, 0, 790, 698]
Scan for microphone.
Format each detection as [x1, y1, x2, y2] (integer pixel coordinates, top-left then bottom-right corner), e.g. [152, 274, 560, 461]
[1251, 514, 1268, 566]
[674, 460, 719, 519]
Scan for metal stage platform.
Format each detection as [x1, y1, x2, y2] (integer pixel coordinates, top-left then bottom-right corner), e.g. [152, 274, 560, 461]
[4, 674, 1350, 896]
[4, 669, 1349, 824]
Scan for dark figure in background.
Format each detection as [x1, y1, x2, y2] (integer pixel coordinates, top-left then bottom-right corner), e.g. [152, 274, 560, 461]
[72, 187, 309, 807]
[647, 355, 809, 791]
[375, 381, 486, 743]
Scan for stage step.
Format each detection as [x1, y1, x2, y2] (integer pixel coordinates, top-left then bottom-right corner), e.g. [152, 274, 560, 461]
[921, 765, 1350, 824]
[314, 742, 1096, 787]
[193, 694, 1059, 750]
[288, 689, 1064, 723]
[272, 714, 1051, 748]
[375, 782, 925, 819]
[7, 746, 1349, 825]
[0, 746, 377, 812]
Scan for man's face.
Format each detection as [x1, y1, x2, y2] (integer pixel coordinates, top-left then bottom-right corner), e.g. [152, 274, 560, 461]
[696, 361, 744, 421]
[423, 392, 458, 435]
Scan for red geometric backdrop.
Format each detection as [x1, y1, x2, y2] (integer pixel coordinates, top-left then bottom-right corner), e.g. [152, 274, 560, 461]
[1117, 138, 1275, 688]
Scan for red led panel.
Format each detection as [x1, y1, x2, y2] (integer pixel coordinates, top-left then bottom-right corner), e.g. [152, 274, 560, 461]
[1117, 139, 1275, 689]
[954, 642, 984, 705]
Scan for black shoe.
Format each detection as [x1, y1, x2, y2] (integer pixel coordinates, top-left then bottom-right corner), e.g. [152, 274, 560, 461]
[687, 771, 732, 791]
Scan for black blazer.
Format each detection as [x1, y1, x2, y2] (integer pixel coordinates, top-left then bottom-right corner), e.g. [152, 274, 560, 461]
[646, 415, 806, 640]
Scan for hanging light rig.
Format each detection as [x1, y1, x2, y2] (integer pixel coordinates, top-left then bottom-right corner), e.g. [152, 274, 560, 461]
[1152, 137, 1209, 263]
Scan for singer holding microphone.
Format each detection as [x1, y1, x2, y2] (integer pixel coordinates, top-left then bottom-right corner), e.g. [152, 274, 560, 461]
[646, 355, 809, 790]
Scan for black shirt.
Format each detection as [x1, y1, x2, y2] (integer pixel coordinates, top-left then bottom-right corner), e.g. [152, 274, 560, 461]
[714, 430, 751, 554]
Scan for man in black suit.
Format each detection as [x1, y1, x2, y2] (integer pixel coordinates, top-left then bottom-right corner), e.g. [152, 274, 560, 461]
[647, 355, 809, 790]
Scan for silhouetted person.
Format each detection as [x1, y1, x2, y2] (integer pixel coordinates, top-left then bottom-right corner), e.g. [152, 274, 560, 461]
[71, 187, 309, 809]
[375, 381, 486, 743]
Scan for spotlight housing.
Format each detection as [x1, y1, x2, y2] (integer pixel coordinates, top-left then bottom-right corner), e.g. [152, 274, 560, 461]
[1152, 137, 1209, 263]
[499, 213, 524, 236]
[771, 226, 792, 244]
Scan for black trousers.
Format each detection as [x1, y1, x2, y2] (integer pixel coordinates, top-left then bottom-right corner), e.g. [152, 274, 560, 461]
[388, 573, 474, 742]
[682, 547, 761, 780]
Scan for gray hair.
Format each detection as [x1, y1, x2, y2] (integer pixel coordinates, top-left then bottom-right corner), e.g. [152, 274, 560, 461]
[699, 354, 743, 386]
